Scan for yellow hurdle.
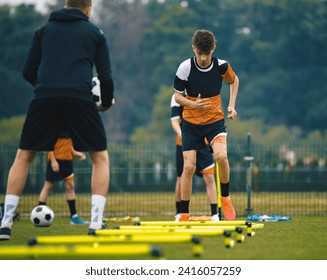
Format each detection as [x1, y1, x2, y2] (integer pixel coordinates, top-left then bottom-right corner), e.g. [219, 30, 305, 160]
[134, 220, 260, 227]
[28, 234, 203, 257]
[95, 228, 224, 237]
[29, 234, 200, 246]
[0, 244, 160, 260]
[134, 221, 264, 236]
[116, 224, 264, 230]
[133, 221, 263, 237]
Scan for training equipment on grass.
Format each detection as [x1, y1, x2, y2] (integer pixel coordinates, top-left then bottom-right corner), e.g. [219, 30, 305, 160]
[133, 220, 263, 237]
[92, 76, 102, 106]
[223, 230, 235, 248]
[28, 234, 200, 246]
[215, 161, 222, 220]
[103, 216, 140, 223]
[114, 225, 247, 244]
[94, 228, 234, 252]
[236, 227, 245, 243]
[95, 228, 225, 237]
[116, 224, 261, 231]
[28, 234, 202, 257]
[244, 133, 254, 215]
[246, 214, 292, 222]
[134, 220, 259, 227]
[0, 244, 160, 259]
[30, 205, 54, 227]
[189, 215, 211, 221]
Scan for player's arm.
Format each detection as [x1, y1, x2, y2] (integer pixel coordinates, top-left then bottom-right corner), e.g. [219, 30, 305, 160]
[97, 78, 115, 112]
[227, 74, 239, 120]
[71, 147, 86, 161]
[171, 118, 182, 138]
[95, 30, 115, 111]
[170, 94, 183, 138]
[49, 152, 59, 173]
[22, 29, 42, 86]
[174, 91, 211, 110]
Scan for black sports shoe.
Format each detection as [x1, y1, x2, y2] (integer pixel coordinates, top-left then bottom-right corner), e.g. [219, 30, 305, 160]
[87, 223, 107, 236]
[87, 228, 97, 236]
[0, 203, 4, 222]
[0, 227, 11, 241]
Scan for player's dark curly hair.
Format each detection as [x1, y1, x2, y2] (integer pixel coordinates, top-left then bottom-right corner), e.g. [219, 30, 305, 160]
[66, 0, 92, 9]
[192, 29, 216, 54]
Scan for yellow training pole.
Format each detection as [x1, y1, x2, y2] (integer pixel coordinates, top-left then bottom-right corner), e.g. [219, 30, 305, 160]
[116, 224, 264, 231]
[132, 221, 264, 237]
[95, 228, 225, 237]
[0, 244, 160, 260]
[135, 220, 256, 226]
[29, 234, 200, 246]
[29, 234, 203, 258]
[215, 161, 222, 220]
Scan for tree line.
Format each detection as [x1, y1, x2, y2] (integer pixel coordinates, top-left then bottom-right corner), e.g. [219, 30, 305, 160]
[0, 0, 326, 144]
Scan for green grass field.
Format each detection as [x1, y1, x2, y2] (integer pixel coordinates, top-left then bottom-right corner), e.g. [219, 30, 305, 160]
[0, 216, 326, 260]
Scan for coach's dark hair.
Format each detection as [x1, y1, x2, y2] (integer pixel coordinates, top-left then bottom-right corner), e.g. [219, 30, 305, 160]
[66, 0, 92, 9]
[192, 29, 216, 54]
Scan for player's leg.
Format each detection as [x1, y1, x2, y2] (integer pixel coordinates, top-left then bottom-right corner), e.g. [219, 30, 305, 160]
[211, 135, 236, 220]
[1, 99, 62, 240]
[0, 149, 36, 240]
[64, 175, 87, 224]
[202, 173, 219, 221]
[66, 99, 108, 234]
[64, 175, 77, 218]
[174, 176, 182, 221]
[179, 149, 196, 221]
[196, 148, 219, 220]
[61, 162, 76, 205]
[38, 181, 54, 205]
[178, 120, 203, 221]
[174, 144, 183, 221]
[39, 160, 59, 205]
[88, 150, 109, 231]
[64, 175, 75, 202]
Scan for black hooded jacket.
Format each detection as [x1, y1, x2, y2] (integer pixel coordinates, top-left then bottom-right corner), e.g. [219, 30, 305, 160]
[23, 8, 114, 108]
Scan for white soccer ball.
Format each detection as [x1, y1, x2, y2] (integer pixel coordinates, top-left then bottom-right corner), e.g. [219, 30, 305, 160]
[30, 205, 55, 227]
[92, 76, 102, 106]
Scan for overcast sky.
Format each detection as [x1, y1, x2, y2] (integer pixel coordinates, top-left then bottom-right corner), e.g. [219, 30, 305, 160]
[0, 0, 56, 12]
[0, 0, 104, 13]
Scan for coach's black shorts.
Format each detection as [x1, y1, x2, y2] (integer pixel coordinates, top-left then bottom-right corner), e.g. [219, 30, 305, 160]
[46, 160, 73, 182]
[176, 144, 214, 177]
[19, 97, 107, 151]
[181, 119, 226, 151]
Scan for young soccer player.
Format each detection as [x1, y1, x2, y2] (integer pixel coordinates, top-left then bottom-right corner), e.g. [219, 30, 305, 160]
[38, 132, 87, 224]
[0, 0, 115, 240]
[171, 93, 219, 221]
[173, 29, 239, 221]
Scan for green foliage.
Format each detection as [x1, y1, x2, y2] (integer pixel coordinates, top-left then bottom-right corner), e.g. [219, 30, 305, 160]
[130, 85, 174, 144]
[0, 0, 326, 143]
[236, 0, 327, 130]
[133, 0, 327, 143]
[130, 108, 315, 146]
[94, 0, 154, 142]
[0, 4, 44, 118]
[0, 115, 25, 144]
[227, 118, 303, 143]
[306, 130, 327, 141]
[142, 3, 199, 91]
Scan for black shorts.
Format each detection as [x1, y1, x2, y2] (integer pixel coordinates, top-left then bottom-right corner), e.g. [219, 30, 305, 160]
[19, 97, 107, 151]
[176, 144, 214, 177]
[181, 119, 226, 151]
[46, 160, 73, 182]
